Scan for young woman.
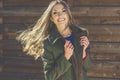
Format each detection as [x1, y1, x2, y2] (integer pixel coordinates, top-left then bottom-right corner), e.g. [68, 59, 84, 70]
[17, 0, 91, 80]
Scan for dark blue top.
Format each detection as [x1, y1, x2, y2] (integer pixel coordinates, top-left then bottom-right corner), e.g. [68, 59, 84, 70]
[64, 35, 74, 44]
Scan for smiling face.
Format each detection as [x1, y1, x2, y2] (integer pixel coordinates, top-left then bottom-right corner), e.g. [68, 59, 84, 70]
[50, 3, 70, 31]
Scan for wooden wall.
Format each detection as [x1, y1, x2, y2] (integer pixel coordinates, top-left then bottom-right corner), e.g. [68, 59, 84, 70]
[0, 0, 120, 80]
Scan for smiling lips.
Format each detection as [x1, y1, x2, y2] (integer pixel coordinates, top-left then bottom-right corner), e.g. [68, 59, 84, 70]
[58, 18, 65, 23]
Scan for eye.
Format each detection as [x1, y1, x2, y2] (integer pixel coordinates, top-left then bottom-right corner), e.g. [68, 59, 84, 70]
[62, 9, 67, 12]
[53, 12, 57, 15]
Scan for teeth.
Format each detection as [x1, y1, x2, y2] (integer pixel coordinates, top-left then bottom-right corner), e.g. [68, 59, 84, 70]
[58, 18, 65, 22]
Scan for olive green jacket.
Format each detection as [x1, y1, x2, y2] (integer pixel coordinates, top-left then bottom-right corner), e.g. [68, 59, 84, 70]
[41, 24, 91, 80]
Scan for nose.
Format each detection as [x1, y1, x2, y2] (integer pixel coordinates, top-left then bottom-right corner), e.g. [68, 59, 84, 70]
[58, 12, 63, 16]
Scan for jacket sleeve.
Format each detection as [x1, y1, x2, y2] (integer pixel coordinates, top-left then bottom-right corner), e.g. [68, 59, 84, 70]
[82, 46, 92, 71]
[41, 40, 72, 80]
[82, 30, 92, 71]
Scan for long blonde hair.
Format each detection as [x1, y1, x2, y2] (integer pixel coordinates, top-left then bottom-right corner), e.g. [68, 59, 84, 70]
[16, 0, 74, 59]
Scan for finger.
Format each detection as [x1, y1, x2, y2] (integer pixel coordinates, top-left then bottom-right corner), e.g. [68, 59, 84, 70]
[64, 40, 72, 48]
[80, 40, 89, 45]
[80, 41, 89, 48]
[68, 43, 74, 49]
[64, 40, 69, 47]
[80, 37, 89, 44]
[80, 36, 88, 40]
[80, 36, 88, 41]
[80, 39, 89, 45]
[80, 36, 87, 39]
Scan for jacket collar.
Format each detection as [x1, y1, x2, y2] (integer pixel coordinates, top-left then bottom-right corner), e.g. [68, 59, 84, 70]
[48, 24, 80, 44]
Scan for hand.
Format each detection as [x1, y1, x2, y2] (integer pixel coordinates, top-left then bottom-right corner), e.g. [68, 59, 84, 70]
[64, 40, 74, 60]
[80, 36, 89, 58]
[80, 36, 89, 50]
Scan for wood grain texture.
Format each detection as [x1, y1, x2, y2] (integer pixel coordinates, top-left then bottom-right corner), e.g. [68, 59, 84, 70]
[3, 16, 38, 24]
[69, 0, 120, 6]
[89, 77, 120, 80]
[91, 52, 120, 61]
[0, 0, 3, 8]
[1, 0, 120, 80]
[84, 25, 120, 42]
[71, 7, 120, 16]
[0, 72, 45, 80]
[3, 0, 52, 7]
[88, 70, 120, 78]
[75, 16, 120, 25]
[2, 16, 120, 25]
[88, 62, 120, 78]
[1, 7, 120, 17]
[0, 17, 3, 24]
[91, 42, 120, 54]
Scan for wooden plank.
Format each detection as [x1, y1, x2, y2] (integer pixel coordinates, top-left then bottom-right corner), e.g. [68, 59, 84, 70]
[88, 69, 120, 78]
[0, 34, 3, 40]
[0, 56, 4, 72]
[0, 55, 4, 72]
[91, 62, 120, 71]
[3, 16, 38, 24]
[3, 0, 51, 7]
[3, 56, 42, 68]
[0, 24, 4, 34]
[2, 56, 43, 73]
[0, 8, 44, 16]
[3, 24, 32, 32]
[74, 16, 120, 25]
[4, 32, 18, 39]
[0, 0, 3, 8]
[0, 40, 3, 50]
[84, 25, 120, 35]
[0, 65, 3, 72]
[87, 62, 120, 78]
[0, 16, 3, 24]
[91, 52, 120, 61]
[3, 16, 120, 24]
[90, 42, 120, 54]
[71, 7, 120, 17]
[2, 39, 22, 49]
[0, 72, 44, 80]
[3, 49, 25, 56]
[83, 25, 120, 42]
[3, 66, 43, 74]
[89, 77, 120, 80]
[69, 0, 120, 6]
[90, 35, 120, 42]
[3, 0, 120, 7]
[1, 7, 120, 17]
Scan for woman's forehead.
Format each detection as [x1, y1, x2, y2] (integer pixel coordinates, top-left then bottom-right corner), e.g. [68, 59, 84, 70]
[52, 4, 65, 11]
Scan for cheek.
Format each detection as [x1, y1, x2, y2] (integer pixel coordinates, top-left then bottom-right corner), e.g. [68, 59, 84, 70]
[51, 16, 58, 23]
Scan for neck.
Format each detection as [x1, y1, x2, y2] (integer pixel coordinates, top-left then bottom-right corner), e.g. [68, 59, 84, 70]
[59, 27, 72, 37]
